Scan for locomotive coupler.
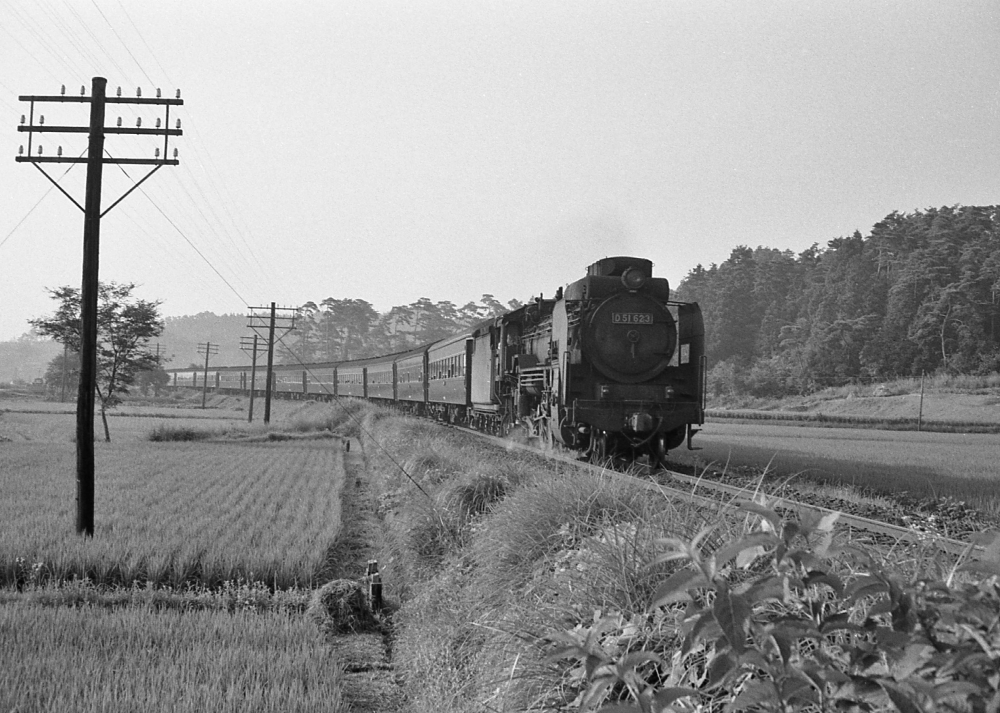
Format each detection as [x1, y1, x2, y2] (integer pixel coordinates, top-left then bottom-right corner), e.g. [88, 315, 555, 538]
[627, 412, 655, 433]
[686, 424, 702, 451]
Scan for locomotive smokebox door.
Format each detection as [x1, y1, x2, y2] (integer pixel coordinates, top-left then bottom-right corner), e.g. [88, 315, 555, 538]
[582, 292, 677, 384]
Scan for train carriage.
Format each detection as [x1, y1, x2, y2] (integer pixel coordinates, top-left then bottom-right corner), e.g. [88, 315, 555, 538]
[305, 363, 338, 399]
[273, 366, 305, 396]
[427, 331, 472, 420]
[366, 356, 395, 401]
[171, 370, 198, 389]
[468, 322, 508, 433]
[217, 366, 245, 393]
[247, 367, 269, 393]
[337, 359, 368, 398]
[395, 345, 428, 406]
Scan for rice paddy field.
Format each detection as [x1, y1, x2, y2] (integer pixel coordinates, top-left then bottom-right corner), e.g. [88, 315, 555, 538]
[0, 436, 344, 588]
[0, 603, 343, 713]
[0, 396, 352, 712]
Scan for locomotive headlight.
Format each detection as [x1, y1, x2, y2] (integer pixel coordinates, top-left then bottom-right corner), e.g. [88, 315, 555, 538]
[664, 385, 675, 399]
[621, 268, 647, 291]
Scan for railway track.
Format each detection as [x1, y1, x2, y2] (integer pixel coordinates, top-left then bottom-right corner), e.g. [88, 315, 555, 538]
[454, 425, 981, 558]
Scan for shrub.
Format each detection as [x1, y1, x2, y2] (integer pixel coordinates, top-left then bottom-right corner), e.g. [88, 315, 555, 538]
[307, 579, 380, 635]
[147, 424, 215, 441]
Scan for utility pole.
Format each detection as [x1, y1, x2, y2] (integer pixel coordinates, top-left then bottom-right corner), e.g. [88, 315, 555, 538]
[240, 334, 266, 423]
[60, 342, 69, 402]
[153, 343, 166, 397]
[197, 342, 218, 408]
[247, 304, 297, 425]
[16, 78, 182, 536]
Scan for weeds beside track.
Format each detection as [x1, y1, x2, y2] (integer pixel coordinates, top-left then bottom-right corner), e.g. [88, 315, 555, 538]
[451, 424, 984, 557]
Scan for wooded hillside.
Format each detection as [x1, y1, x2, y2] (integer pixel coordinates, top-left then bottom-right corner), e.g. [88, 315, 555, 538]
[675, 205, 1000, 397]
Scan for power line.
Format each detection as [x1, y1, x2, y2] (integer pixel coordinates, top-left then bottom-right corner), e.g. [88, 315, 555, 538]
[103, 3, 270, 289]
[0, 12, 64, 86]
[115, 0, 174, 85]
[88, 0, 156, 86]
[272, 330, 431, 499]
[138, 187, 251, 307]
[111, 160, 260, 302]
[0, 151, 85, 251]
[39, 0, 106, 75]
[102, 3, 270, 286]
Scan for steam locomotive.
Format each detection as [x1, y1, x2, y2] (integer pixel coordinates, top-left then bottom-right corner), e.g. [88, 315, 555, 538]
[169, 256, 706, 462]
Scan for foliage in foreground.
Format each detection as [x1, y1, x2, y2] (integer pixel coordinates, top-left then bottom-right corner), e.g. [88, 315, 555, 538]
[547, 499, 1000, 712]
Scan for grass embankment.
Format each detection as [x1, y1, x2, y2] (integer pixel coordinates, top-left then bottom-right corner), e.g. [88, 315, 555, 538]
[351, 412, 739, 710]
[349, 409, 1000, 711]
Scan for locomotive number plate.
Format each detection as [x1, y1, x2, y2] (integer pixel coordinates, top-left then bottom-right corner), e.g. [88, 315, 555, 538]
[612, 312, 653, 324]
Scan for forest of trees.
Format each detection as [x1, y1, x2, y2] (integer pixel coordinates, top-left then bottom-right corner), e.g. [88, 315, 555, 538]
[675, 205, 1000, 398]
[12, 204, 997, 401]
[281, 294, 523, 363]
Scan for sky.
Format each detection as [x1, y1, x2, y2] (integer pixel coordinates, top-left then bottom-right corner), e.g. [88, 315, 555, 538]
[1, 1, 997, 343]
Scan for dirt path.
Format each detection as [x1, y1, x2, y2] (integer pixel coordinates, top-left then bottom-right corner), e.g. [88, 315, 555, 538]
[323, 437, 405, 712]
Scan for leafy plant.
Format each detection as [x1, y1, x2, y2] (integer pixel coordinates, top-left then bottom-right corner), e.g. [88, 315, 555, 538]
[546, 498, 1000, 712]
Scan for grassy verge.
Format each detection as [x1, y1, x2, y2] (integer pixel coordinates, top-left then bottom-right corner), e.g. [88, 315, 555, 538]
[349, 410, 1000, 711]
[354, 412, 745, 711]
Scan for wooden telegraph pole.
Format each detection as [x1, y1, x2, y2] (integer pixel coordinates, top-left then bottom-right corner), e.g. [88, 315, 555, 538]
[247, 304, 297, 425]
[16, 78, 183, 536]
[60, 342, 69, 402]
[240, 334, 266, 423]
[197, 342, 218, 408]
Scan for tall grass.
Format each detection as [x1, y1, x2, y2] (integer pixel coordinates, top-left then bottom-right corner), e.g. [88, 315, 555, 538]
[358, 412, 742, 711]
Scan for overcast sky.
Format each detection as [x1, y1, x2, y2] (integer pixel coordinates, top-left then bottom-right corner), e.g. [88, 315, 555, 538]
[1, 1, 997, 342]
